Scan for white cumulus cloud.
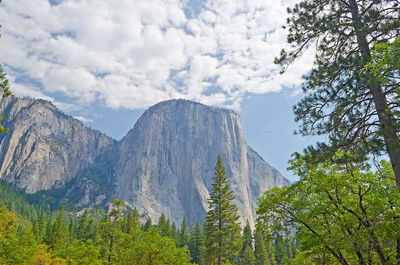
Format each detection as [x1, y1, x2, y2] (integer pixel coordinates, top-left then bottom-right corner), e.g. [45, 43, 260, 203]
[0, 0, 309, 112]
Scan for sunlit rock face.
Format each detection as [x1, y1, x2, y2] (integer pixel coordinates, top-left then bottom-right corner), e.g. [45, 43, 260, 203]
[0, 97, 288, 226]
[0, 96, 115, 193]
[114, 99, 289, 226]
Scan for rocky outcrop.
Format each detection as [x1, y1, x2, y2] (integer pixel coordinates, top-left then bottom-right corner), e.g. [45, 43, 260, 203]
[114, 100, 289, 225]
[0, 97, 289, 226]
[0, 96, 115, 193]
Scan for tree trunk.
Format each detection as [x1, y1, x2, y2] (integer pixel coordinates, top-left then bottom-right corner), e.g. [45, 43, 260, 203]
[397, 236, 400, 265]
[348, 0, 400, 192]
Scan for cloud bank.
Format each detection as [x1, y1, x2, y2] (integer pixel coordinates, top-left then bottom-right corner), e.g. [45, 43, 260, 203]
[0, 0, 312, 112]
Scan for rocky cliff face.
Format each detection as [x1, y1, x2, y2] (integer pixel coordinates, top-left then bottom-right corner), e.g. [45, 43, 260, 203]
[0, 96, 115, 194]
[114, 100, 289, 225]
[0, 97, 289, 226]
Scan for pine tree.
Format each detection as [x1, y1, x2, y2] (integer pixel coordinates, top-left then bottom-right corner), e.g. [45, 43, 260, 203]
[33, 209, 46, 243]
[274, 235, 288, 264]
[179, 216, 189, 248]
[242, 245, 256, 265]
[127, 207, 141, 235]
[205, 155, 241, 265]
[275, 0, 400, 190]
[46, 205, 69, 249]
[189, 222, 196, 257]
[143, 217, 152, 232]
[254, 230, 270, 265]
[240, 220, 253, 259]
[265, 238, 276, 265]
[170, 222, 178, 244]
[77, 209, 94, 241]
[193, 222, 205, 265]
[158, 213, 172, 237]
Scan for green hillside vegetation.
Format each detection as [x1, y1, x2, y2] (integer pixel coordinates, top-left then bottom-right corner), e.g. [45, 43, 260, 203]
[0, 158, 289, 265]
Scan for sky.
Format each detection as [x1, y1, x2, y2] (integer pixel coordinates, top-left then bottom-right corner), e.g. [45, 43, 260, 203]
[0, 0, 321, 181]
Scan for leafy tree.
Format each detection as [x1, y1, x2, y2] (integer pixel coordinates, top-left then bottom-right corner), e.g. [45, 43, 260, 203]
[257, 153, 400, 265]
[0, 194, 198, 264]
[275, 0, 400, 190]
[205, 155, 241, 265]
[31, 244, 67, 265]
[53, 239, 101, 264]
[0, 206, 38, 264]
[118, 229, 193, 265]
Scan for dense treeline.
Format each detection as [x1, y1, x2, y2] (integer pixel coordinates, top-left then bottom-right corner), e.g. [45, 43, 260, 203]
[0, 157, 299, 265]
[0, 196, 296, 264]
[0, 200, 193, 264]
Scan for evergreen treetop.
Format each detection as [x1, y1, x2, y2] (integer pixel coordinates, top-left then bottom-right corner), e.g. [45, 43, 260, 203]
[275, 0, 400, 190]
[205, 155, 241, 265]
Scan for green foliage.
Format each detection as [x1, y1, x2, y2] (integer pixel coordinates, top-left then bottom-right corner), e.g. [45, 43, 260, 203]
[142, 216, 152, 232]
[365, 36, 400, 83]
[0, 207, 37, 264]
[239, 220, 253, 260]
[0, 180, 48, 221]
[257, 153, 400, 264]
[158, 213, 172, 237]
[275, 0, 400, 185]
[254, 229, 272, 265]
[118, 229, 192, 265]
[46, 205, 69, 249]
[205, 155, 241, 265]
[179, 216, 189, 248]
[126, 207, 140, 235]
[241, 245, 256, 265]
[189, 222, 204, 264]
[0, 192, 197, 264]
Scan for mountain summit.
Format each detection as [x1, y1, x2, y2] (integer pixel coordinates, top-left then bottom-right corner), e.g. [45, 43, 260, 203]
[0, 97, 289, 226]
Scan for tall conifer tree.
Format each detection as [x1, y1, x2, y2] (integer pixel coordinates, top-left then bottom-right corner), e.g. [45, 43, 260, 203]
[275, 0, 400, 189]
[179, 216, 189, 248]
[205, 155, 241, 265]
[254, 230, 271, 265]
[240, 220, 253, 259]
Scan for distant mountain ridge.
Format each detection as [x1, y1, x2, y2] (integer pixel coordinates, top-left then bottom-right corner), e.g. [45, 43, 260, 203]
[0, 96, 289, 226]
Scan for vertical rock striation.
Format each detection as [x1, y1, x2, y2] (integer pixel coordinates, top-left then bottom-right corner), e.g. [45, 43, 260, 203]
[114, 99, 289, 226]
[0, 96, 115, 193]
[0, 97, 289, 226]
